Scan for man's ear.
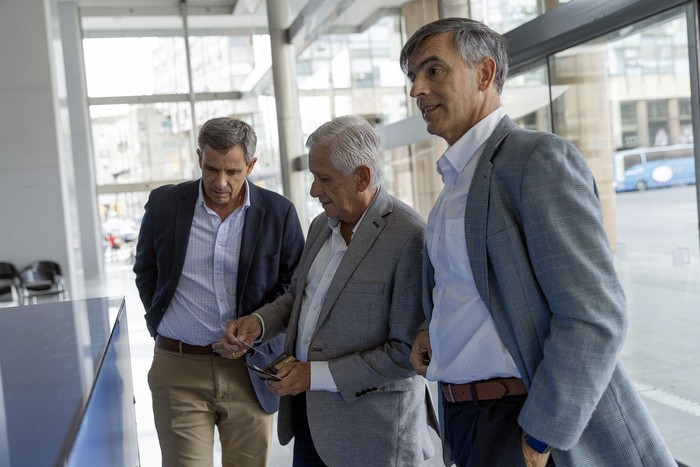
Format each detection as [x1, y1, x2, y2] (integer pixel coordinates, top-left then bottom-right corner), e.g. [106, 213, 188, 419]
[355, 165, 372, 192]
[246, 157, 258, 176]
[478, 57, 497, 91]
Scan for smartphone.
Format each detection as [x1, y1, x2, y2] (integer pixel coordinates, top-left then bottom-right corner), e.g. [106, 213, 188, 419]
[265, 353, 297, 374]
[245, 363, 282, 381]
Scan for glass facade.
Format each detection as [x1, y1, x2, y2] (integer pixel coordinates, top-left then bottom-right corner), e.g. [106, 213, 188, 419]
[549, 12, 700, 460]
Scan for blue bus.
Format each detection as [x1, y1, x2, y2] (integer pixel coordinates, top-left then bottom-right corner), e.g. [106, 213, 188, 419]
[613, 144, 696, 192]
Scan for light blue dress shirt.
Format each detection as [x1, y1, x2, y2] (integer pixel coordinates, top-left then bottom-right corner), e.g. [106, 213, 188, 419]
[157, 180, 250, 345]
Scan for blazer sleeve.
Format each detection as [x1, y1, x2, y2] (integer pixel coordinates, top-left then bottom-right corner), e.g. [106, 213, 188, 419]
[256, 290, 296, 340]
[270, 201, 305, 302]
[133, 191, 158, 310]
[515, 135, 627, 450]
[254, 209, 311, 339]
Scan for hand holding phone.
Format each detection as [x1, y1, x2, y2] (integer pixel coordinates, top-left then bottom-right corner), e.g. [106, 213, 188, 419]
[245, 353, 298, 381]
[245, 363, 282, 381]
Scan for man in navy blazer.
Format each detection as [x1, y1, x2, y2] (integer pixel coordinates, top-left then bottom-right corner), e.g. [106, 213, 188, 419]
[401, 18, 675, 467]
[134, 117, 304, 467]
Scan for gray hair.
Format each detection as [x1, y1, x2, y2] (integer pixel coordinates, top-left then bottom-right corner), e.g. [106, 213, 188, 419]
[400, 17, 509, 94]
[305, 115, 384, 188]
[198, 117, 257, 163]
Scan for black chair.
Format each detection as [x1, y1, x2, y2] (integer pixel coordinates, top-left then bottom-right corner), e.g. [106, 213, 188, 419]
[0, 261, 23, 306]
[20, 260, 67, 304]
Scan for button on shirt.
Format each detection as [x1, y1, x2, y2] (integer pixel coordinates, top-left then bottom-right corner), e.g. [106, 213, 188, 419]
[426, 108, 521, 384]
[157, 181, 250, 345]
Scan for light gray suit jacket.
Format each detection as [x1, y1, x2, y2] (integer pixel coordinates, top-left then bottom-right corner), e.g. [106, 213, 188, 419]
[426, 116, 675, 466]
[257, 188, 437, 467]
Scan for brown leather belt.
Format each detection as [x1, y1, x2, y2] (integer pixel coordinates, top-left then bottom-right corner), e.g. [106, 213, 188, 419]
[155, 335, 218, 356]
[442, 377, 527, 403]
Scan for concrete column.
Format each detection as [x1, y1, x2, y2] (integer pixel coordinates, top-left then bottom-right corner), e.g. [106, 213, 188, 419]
[0, 0, 83, 295]
[58, 1, 104, 277]
[400, 0, 445, 219]
[551, 48, 619, 247]
[266, 0, 309, 229]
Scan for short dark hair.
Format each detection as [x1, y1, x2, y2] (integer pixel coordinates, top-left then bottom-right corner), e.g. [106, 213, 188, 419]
[198, 117, 257, 163]
[400, 17, 509, 94]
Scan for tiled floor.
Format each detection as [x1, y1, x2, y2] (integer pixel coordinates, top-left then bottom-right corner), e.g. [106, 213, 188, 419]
[83, 261, 699, 466]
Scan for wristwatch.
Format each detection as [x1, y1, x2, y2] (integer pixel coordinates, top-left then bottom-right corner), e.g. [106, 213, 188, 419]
[523, 432, 551, 454]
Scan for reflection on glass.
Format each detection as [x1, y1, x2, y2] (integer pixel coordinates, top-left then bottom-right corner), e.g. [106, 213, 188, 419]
[297, 16, 407, 121]
[297, 14, 409, 223]
[503, 65, 552, 132]
[549, 7, 699, 463]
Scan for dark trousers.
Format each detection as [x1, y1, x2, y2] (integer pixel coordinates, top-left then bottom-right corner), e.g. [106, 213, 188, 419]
[444, 394, 529, 467]
[291, 394, 328, 467]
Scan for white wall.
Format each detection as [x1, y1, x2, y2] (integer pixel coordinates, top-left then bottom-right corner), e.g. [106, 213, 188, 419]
[0, 0, 83, 295]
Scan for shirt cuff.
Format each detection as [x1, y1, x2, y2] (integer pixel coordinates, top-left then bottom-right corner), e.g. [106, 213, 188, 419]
[251, 313, 265, 343]
[310, 361, 338, 392]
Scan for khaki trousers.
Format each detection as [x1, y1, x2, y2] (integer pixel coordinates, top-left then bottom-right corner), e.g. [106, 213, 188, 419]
[148, 348, 272, 467]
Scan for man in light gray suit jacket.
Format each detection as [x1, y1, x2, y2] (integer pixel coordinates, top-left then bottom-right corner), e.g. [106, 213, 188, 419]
[214, 115, 437, 467]
[400, 18, 675, 467]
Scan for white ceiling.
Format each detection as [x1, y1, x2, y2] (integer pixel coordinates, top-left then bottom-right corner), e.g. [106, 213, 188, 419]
[71, 0, 407, 41]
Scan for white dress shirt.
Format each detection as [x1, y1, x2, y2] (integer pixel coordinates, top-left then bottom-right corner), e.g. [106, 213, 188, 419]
[298, 191, 376, 391]
[425, 108, 521, 384]
[157, 180, 250, 345]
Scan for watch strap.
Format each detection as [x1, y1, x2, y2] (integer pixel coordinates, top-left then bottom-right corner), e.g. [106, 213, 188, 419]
[524, 432, 551, 454]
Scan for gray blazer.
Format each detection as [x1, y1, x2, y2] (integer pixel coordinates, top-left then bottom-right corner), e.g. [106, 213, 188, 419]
[426, 116, 675, 466]
[257, 188, 437, 467]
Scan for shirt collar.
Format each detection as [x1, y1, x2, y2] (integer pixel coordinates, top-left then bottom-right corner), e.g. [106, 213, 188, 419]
[197, 179, 252, 211]
[437, 107, 506, 177]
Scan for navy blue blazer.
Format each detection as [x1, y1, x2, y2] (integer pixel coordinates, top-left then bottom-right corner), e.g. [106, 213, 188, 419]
[134, 179, 305, 413]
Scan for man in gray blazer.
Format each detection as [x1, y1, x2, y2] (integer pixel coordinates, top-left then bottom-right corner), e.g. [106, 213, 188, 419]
[214, 115, 437, 467]
[400, 18, 675, 467]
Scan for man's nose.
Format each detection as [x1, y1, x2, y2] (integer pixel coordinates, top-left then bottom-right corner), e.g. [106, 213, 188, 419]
[309, 179, 321, 198]
[409, 76, 426, 99]
[214, 172, 227, 186]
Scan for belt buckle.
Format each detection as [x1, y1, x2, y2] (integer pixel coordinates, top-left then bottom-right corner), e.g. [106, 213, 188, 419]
[446, 383, 456, 403]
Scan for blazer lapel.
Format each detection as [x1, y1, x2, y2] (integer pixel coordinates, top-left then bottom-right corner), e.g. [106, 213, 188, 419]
[466, 116, 515, 305]
[285, 215, 331, 351]
[313, 188, 390, 332]
[171, 181, 199, 280]
[237, 182, 263, 315]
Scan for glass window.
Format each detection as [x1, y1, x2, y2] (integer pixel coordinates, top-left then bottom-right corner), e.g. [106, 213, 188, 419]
[188, 35, 271, 93]
[84, 32, 282, 267]
[90, 103, 195, 185]
[440, 0, 566, 34]
[99, 191, 149, 265]
[83, 37, 188, 97]
[549, 8, 699, 463]
[503, 64, 551, 132]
